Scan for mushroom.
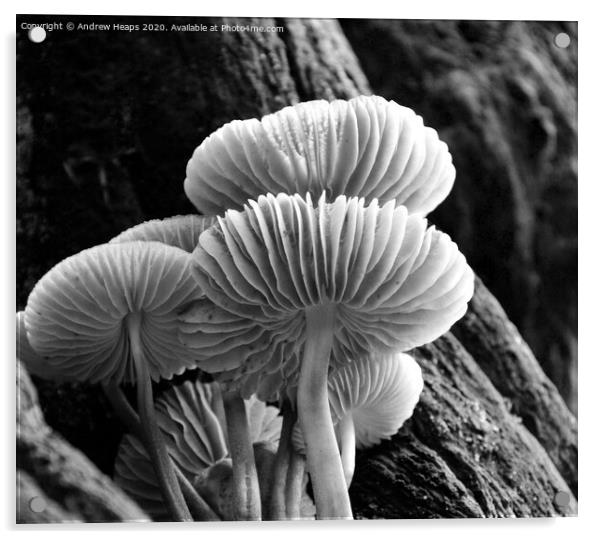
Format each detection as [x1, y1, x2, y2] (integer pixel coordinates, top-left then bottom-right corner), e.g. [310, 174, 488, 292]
[267, 397, 296, 520]
[113, 211, 270, 522]
[283, 441, 309, 519]
[184, 95, 455, 218]
[114, 378, 282, 520]
[110, 214, 216, 253]
[179, 192, 474, 518]
[23, 240, 203, 521]
[16, 311, 47, 378]
[292, 352, 423, 488]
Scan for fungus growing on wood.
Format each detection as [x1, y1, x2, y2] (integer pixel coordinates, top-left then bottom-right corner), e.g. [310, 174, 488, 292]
[184, 95, 455, 217]
[179, 192, 474, 518]
[110, 214, 216, 253]
[23, 241, 203, 521]
[114, 379, 282, 520]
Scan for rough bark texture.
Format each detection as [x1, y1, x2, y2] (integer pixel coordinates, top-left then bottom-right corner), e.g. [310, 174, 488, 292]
[340, 20, 578, 413]
[17, 362, 149, 523]
[16, 16, 577, 521]
[452, 277, 578, 495]
[350, 334, 576, 518]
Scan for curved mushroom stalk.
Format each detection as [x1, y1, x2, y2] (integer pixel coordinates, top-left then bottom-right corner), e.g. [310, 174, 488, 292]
[279, 414, 314, 519]
[284, 449, 307, 519]
[126, 312, 191, 521]
[114, 378, 281, 521]
[336, 414, 356, 488]
[113, 379, 229, 521]
[221, 390, 262, 520]
[102, 381, 219, 521]
[183, 192, 474, 519]
[298, 303, 352, 519]
[24, 241, 204, 522]
[330, 352, 424, 488]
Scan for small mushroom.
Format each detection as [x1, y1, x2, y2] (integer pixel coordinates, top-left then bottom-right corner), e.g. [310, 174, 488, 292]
[184, 95, 454, 217]
[24, 241, 203, 521]
[180, 192, 474, 518]
[114, 379, 282, 520]
[110, 214, 216, 253]
[292, 352, 423, 488]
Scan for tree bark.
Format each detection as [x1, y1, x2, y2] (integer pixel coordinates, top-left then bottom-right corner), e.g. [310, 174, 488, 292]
[350, 334, 576, 518]
[17, 362, 149, 523]
[452, 277, 578, 495]
[16, 16, 577, 520]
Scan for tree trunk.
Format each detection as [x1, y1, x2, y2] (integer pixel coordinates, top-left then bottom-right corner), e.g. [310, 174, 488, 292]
[453, 277, 577, 495]
[17, 362, 149, 523]
[16, 16, 577, 520]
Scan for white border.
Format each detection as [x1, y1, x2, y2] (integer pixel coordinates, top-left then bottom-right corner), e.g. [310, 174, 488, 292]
[3, 1, 597, 538]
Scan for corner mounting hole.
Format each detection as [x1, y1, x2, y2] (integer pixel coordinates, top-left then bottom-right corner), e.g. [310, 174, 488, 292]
[554, 491, 570, 507]
[29, 496, 47, 513]
[28, 26, 47, 43]
[554, 32, 570, 48]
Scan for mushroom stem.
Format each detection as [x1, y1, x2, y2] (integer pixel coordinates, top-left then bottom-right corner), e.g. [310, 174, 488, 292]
[284, 450, 306, 519]
[268, 399, 294, 520]
[337, 414, 356, 488]
[297, 303, 353, 519]
[222, 389, 262, 520]
[102, 382, 220, 521]
[103, 382, 144, 439]
[127, 313, 193, 522]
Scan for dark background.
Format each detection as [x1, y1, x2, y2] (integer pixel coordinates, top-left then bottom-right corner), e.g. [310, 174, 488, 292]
[16, 16, 577, 473]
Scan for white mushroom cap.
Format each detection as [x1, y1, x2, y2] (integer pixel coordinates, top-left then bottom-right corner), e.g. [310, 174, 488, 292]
[291, 352, 423, 453]
[110, 215, 216, 253]
[114, 380, 282, 518]
[184, 95, 455, 217]
[329, 352, 423, 448]
[179, 192, 473, 399]
[24, 241, 203, 384]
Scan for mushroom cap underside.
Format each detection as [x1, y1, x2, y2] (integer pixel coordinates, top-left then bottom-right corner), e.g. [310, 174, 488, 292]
[16, 311, 48, 379]
[184, 95, 455, 217]
[291, 352, 423, 452]
[110, 214, 216, 253]
[114, 379, 282, 518]
[179, 192, 473, 399]
[330, 352, 423, 449]
[24, 241, 203, 384]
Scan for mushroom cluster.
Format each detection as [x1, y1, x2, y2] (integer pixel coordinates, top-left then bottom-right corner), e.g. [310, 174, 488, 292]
[20, 95, 474, 521]
[292, 352, 424, 488]
[114, 379, 285, 520]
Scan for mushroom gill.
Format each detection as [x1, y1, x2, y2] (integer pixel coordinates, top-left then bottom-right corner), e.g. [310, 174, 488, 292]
[24, 241, 203, 521]
[114, 379, 282, 520]
[110, 214, 216, 253]
[24, 241, 201, 384]
[293, 352, 424, 487]
[179, 192, 474, 518]
[184, 95, 455, 217]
